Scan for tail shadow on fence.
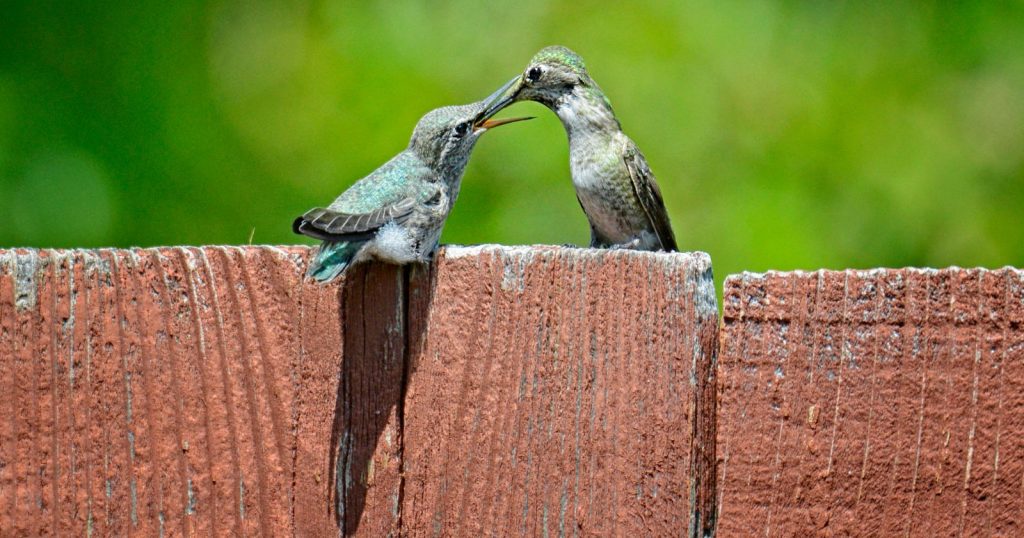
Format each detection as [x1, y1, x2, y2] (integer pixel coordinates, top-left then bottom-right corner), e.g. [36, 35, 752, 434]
[328, 260, 437, 534]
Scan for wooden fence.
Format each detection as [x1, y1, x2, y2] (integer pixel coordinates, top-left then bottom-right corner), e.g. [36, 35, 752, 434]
[0, 246, 717, 536]
[0, 246, 1021, 536]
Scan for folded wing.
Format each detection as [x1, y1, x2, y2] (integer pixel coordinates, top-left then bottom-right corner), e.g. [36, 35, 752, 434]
[623, 141, 678, 252]
[292, 197, 417, 242]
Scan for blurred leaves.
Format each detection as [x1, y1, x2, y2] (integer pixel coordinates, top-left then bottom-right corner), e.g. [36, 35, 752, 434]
[1, 1, 1022, 294]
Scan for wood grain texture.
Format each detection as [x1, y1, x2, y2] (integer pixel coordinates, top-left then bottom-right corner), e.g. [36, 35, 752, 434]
[717, 268, 1024, 537]
[401, 245, 718, 537]
[0, 247, 405, 536]
[0, 245, 716, 536]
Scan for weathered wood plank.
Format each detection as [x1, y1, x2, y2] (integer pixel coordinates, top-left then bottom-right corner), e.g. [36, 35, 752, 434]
[333, 261, 405, 536]
[401, 245, 718, 536]
[0, 247, 407, 536]
[717, 267, 1024, 537]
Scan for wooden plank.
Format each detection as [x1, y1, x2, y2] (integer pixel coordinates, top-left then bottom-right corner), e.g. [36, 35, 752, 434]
[0, 247, 406, 536]
[401, 245, 718, 536]
[333, 260, 405, 536]
[717, 267, 1024, 537]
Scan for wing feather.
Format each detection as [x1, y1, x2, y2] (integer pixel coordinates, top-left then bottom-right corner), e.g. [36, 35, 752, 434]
[622, 141, 678, 252]
[292, 197, 417, 242]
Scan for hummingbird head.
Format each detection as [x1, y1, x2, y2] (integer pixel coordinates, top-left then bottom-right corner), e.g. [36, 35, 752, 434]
[409, 103, 531, 178]
[481, 46, 608, 119]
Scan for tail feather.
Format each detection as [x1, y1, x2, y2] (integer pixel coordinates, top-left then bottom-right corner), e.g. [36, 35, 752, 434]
[307, 241, 362, 282]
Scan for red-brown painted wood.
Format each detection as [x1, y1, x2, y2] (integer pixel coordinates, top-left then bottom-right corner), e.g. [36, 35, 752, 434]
[0, 245, 716, 536]
[401, 246, 718, 536]
[0, 247, 406, 536]
[717, 268, 1024, 537]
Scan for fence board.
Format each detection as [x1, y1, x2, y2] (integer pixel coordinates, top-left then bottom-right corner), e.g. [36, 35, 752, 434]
[717, 268, 1024, 537]
[400, 245, 718, 536]
[0, 247, 408, 536]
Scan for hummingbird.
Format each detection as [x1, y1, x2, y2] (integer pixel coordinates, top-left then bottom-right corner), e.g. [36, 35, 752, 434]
[293, 102, 530, 282]
[482, 46, 677, 251]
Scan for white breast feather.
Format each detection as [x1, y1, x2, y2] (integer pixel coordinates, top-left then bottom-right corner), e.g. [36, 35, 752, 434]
[369, 221, 417, 264]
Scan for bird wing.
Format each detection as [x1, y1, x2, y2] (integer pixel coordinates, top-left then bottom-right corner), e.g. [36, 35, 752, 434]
[292, 197, 417, 242]
[622, 140, 678, 251]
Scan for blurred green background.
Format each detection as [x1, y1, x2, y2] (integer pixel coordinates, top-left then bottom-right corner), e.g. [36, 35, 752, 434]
[2, 2, 1023, 295]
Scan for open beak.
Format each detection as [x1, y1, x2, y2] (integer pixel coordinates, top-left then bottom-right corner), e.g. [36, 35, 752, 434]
[474, 75, 529, 134]
[479, 75, 523, 121]
[473, 115, 533, 134]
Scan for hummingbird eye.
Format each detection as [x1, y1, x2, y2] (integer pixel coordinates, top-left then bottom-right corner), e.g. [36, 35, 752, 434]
[454, 121, 470, 137]
[527, 66, 542, 83]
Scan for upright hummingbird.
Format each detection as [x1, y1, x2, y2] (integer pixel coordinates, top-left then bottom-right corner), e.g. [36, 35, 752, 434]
[293, 102, 530, 282]
[482, 46, 677, 251]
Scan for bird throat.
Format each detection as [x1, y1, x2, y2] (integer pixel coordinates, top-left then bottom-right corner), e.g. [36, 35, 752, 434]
[554, 86, 620, 138]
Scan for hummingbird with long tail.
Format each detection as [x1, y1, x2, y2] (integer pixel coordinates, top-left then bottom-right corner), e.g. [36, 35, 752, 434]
[293, 102, 530, 282]
[482, 46, 677, 251]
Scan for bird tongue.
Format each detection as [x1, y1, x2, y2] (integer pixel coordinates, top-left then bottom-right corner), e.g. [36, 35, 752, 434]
[474, 116, 533, 132]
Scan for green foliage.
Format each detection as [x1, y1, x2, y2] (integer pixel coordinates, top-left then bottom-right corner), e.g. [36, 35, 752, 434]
[2, 1, 1022, 296]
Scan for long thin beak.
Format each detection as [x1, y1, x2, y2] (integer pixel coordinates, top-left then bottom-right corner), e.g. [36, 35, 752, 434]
[473, 115, 533, 134]
[479, 75, 523, 121]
